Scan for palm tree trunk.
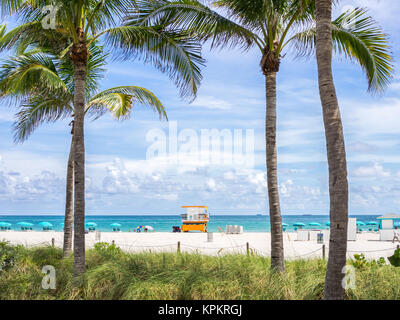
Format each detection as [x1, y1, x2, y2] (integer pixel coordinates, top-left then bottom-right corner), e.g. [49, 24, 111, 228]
[71, 30, 88, 276]
[315, 0, 349, 300]
[265, 72, 285, 272]
[63, 133, 74, 257]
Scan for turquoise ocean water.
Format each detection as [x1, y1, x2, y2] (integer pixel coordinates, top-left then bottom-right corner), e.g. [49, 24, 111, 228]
[0, 215, 380, 232]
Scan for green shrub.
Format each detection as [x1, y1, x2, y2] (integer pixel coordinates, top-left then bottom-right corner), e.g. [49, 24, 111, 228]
[351, 253, 386, 270]
[0, 241, 23, 272]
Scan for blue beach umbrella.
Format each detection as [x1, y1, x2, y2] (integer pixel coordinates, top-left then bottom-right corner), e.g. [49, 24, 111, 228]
[366, 221, 378, 231]
[325, 222, 331, 226]
[293, 222, 305, 230]
[110, 223, 122, 227]
[356, 221, 366, 226]
[110, 223, 122, 232]
[85, 222, 97, 227]
[17, 222, 33, 227]
[0, 222, 11, 227]
[0, 222, 12, 230]
[17, 222, 33, 230]
[282, 223, 289, 231]
[39, 222, 53, 230]
[39, 222, 53, 227]
[308, 222, 321, 227]
[293, 222, 305, 227]
[85, 222, 97, 231]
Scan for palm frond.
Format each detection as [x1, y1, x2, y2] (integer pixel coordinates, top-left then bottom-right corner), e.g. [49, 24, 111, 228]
[103, 25, 205, 100]
[128, 0, 257, 50]
[13, 94, 73, 142]
[85, 0, 136, 35]
[0, 51, 69, 99]
[86, 85, 167, 120]
[289, 7, 393, 92]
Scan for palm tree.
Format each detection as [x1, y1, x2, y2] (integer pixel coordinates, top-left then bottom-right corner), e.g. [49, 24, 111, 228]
[132, 0, 393, 272]
[0, 44, 167, 258]
[0, 0, 204, 275]
[313, 0, 392, 300]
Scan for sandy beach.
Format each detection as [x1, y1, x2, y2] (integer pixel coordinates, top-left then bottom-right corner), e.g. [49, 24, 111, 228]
[1, 231, 399, 261]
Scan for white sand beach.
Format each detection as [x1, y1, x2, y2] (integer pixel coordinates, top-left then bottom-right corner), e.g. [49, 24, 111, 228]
[1, 231, 399, 261]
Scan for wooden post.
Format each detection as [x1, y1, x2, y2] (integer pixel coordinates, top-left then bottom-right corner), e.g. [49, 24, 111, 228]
[112, 240, 115, 245]
[322, 244, 326, 260]
[397, 245, 399, 250]
[177, 241, 181, 253]
[51, 238, 55, 247]
[246, 242, 249, 256]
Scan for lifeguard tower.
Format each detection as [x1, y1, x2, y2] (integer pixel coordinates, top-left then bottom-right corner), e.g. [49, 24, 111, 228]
[181, 206, 210, 232]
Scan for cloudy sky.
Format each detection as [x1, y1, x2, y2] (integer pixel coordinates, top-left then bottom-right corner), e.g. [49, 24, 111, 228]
[0, 0, 399, 215]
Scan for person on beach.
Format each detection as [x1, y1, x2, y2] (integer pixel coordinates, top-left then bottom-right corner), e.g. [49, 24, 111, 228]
[393, 227, 400, 243]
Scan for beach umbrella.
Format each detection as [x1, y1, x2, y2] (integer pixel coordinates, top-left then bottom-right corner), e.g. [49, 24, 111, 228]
[366, 221, 378, 225]
[0, 222, 11, 230]
[144, 225, 154, 231]
[308, 222, 321, 227]
[136, 225, 144, 231]
[293, 222, 305, 227]
[17, 222, 33, 227]
[0, 222, 11, 227]
[110, 223, 122, 227]
[110, 223, 122, 231]
[39, 221, 53, 230]
[85, 222, 97, 231]
[282, 223, 289, 227]
[17, 222, 33, 230]
[356, 221, 366, 226]
[293, 222, 305, 230]
[39, 222, 53, 227]
[325, 222, 331, 226]
[85, 222, 97, 227]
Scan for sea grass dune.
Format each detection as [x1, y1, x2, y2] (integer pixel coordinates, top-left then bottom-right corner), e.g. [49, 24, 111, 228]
[1, 230, 398, 261]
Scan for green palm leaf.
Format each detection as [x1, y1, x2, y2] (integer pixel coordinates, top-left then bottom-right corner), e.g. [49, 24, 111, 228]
[0, 51, 69, 98]
[289, 8, 393, 92]
[129, 0, 257, 50]
[86, 85, 167, 120]
[102, 25, 205, 99]
[13, 94, 73, 142]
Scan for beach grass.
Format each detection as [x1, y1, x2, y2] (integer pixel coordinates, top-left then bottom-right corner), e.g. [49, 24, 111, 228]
[1, 241, 399, 300]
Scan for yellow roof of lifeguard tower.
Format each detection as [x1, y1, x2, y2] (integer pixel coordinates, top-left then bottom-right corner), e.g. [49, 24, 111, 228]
[181, 206, 208, 209]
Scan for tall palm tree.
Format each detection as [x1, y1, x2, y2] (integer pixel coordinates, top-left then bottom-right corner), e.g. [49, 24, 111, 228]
[0, 44, 167, 258]
[315, 0, 347, 300]
[133, 0, 393, 272]
[0, 0, 204, 275]
[313, 0, 392, 300]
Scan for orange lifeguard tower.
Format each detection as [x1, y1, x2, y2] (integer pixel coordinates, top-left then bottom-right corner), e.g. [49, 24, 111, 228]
[181, 206, 210, 232]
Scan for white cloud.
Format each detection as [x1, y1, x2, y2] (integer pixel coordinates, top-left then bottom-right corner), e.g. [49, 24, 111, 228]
[352, 162, 390, 178]
[191, 96, 233, 110]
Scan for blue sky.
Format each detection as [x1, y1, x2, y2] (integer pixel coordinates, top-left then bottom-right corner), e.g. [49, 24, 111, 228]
[0, 0, 399, 215]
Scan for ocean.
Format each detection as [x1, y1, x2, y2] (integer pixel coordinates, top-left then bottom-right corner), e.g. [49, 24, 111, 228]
[0, 215, 380, 232]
